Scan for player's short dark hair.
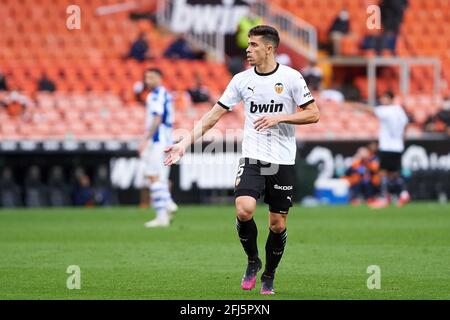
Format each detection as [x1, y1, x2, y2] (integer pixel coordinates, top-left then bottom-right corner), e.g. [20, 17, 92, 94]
[145, 68, 163, 77]
[248, 25, 280, 49]
[383, 91, 394, 99]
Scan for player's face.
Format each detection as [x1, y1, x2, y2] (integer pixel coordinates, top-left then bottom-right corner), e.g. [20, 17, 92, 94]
[380, 95, 392, 105]
[246, 35, 272, 66]
[144, 71, 161, 89]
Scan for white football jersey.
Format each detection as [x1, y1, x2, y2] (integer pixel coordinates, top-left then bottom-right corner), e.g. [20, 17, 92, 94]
[145, 86, 174, 146]
[374, 104, 409, 153]
[218, 63, 314, 165]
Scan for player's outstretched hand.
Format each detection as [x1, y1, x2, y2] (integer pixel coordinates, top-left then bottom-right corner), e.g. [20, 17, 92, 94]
[254, 115, 281, 131]
[164, 143, 185, 166]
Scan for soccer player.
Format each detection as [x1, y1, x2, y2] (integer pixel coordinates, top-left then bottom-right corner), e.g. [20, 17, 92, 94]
[164, 25, 319, 294]
[139, 68, 178, 228]
[354, 91, 410, 208]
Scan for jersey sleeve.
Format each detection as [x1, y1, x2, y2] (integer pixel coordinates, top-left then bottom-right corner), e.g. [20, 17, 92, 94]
[146, 91, 164, 116]
[373, 106, 387, 119]
[217, 75, 242, 111]
[399, 106, 409, 125]
[290, 70, 315, 108]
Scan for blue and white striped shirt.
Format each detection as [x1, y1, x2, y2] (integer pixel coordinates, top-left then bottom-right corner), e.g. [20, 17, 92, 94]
[145, 86, 174, 146]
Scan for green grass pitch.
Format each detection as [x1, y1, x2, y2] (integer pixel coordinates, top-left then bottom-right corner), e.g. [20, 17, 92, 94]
[1, 203, 449, 300]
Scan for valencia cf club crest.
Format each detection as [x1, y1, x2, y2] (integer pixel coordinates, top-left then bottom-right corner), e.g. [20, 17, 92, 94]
[274, 83, 284, 94]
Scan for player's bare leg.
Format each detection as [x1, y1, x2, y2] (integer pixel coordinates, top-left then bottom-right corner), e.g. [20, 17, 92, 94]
[144, 175, 171, 228]
[260, 212, 288, 295]
[236, 196, 262, 290]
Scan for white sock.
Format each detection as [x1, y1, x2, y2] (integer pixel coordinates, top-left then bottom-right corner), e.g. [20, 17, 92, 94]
[150, 181, 170, 223]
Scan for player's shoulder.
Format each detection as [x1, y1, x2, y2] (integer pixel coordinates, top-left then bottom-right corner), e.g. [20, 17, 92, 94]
[377, 104, 402, 110]
[148, 86, 170, 98]
[160, 85, 172, 98]
[375, 104, 404, 115]
[232, 67, 254, 81]
[224, 68, 255, 91]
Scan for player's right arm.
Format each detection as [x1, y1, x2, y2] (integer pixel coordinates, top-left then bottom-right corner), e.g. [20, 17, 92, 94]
[351, 102, 376, 116]
[163, 103, 228, 165]
[165, 74, 241, 166]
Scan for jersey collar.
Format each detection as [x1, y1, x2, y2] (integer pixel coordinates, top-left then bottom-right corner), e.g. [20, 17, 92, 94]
[254, 63, 280, 76]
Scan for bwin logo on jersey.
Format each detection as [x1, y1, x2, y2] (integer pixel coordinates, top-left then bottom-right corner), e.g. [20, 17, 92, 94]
[250, 100, 283, 113]
[274, 83, 284, 94]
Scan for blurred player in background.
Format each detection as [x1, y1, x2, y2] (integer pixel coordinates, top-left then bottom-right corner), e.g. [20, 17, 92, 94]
[164, 26, 320, 294]
[139, 68, 178, 228]
[354, 91, 410, 208]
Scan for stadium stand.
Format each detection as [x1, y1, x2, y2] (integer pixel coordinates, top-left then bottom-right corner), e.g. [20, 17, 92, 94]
[271, 0, 449, 130]
[0, 0, 448, 143]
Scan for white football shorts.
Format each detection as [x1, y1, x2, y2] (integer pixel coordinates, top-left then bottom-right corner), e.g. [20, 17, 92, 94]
[141, 142, 170, 182]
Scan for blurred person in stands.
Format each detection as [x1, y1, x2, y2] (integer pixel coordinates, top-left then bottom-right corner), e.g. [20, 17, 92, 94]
[24, 166, 48, 208]
[226, 13, 262, 75]
[4, 89, 31, 119]
[73, 173, 95, 207]
[0, 70, 8, 91]
[328, 9, 350, 56]
[93, 165, 114, 206]
[187, 73, 213, 105]
[37, 72, 56, 92]
[127, 32, 152, 62]
[366, 141, 381, 198]
[276, 53, 292, 67]
[353, 91, 410, 208]
[226, 55, 246, 76]
[319, 89, 345, 104]
[139, 68, 178, 227]
[236, 14, 263, 52]
[379, 0, 408, 55]
[163, 34, 205, 60]
[423, 95, 450, 135]
[0, 167, 22, 208]
[367, 141, 379, 161]
[301, 60, 323, 91]
[342, 146, 380, 205]
[47, 166, 71, 207]
[339, 75, 361, 102]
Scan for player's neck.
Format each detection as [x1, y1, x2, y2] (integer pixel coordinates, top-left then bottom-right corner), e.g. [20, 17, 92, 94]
[255, 59, 278, 75]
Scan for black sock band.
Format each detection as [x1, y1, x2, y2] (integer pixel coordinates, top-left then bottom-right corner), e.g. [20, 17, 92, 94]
[264, 228, 287, 276]
[236, 218, 258, 260]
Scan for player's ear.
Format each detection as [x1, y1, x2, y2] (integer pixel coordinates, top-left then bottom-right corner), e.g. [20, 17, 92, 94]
[266, 43, 273, 55]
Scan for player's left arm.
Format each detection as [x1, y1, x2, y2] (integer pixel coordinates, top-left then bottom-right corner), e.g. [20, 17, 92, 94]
[139, 115, 162, 155]
[254, 101, 320, 131]
[139, 90, 165, 155]
[145, 115, 163, 140]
